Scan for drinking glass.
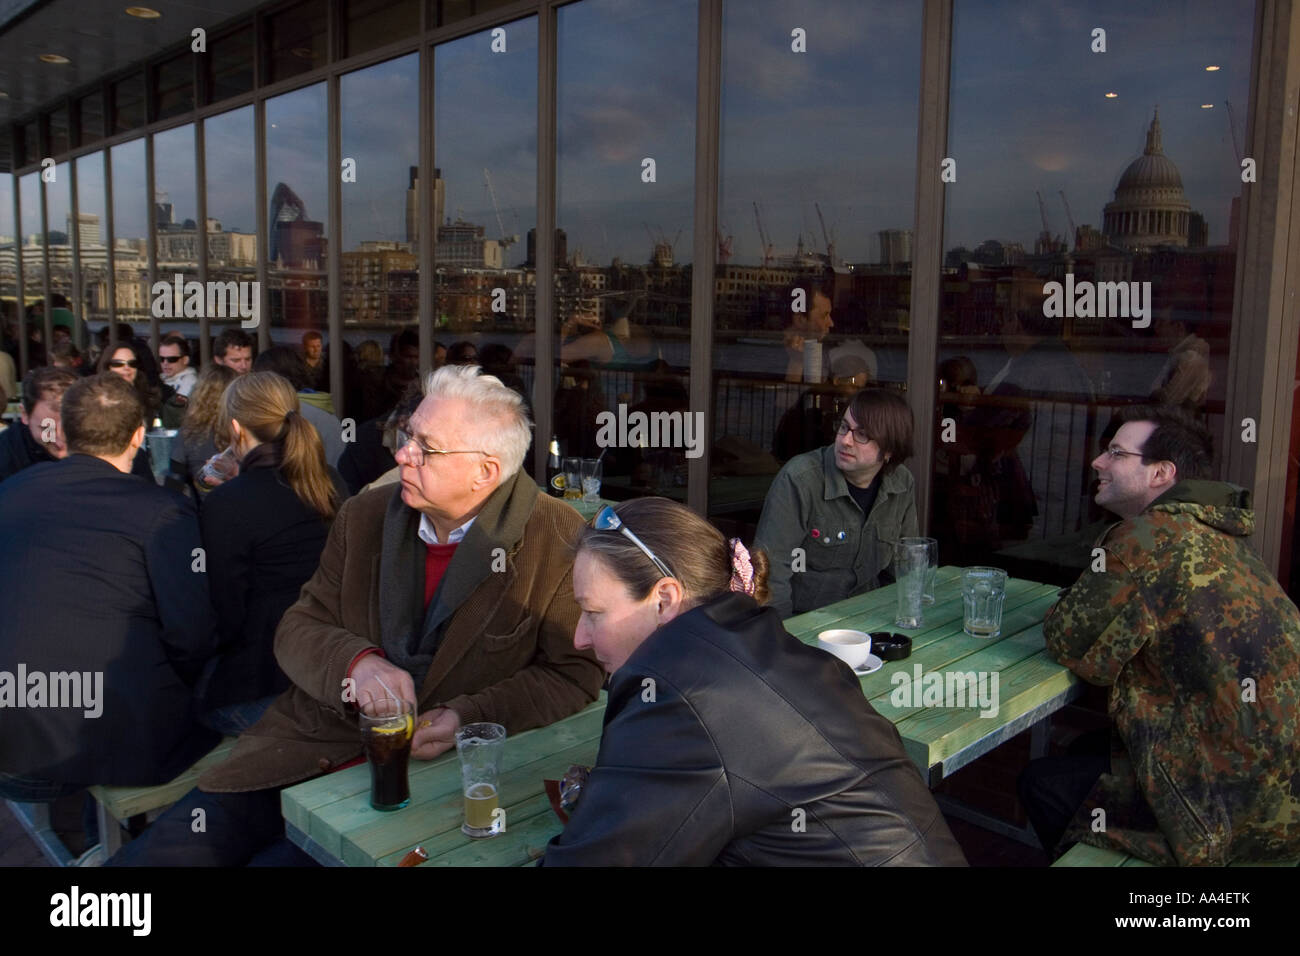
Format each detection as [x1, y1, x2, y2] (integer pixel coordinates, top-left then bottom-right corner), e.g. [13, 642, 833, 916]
[902, 536, 938, 605]
[360, 697, 414, 812]
[456, 722, 507, 838]
[894, 540, 929, 629]
[561, 457, 583, 501]
[581, 458, 603, 503]
[145, 427, 179, 485]
[962, 567, 1008, 639]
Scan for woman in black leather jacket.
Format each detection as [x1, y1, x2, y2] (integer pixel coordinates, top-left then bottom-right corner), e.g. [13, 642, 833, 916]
[542, 498, 967, 866]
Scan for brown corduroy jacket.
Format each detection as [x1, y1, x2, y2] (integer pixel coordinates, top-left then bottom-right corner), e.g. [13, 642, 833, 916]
[198, 470, 602, 793]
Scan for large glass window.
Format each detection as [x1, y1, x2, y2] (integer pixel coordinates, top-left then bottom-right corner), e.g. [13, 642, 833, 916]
[153, 124, 200, 342]
[553, 0, 697, 499]
[710, 0, 921, 538]
[340, 52, 421, 421]
[75, 153, 109, 330]
[77, 91, 105, 146]
[266, 0, 329, 85]
[432, 19, 538, 462]
[346, 0, 420, 57]
[17, 173, 42, 363]
[204, 107, 258, 349]
[0, 175, 16, 373]
[111, 140, 149, 328]
[933, 0, 1253, 584]
[47, 107, 70, 157]
[20, 121, 39, 168]
[42, 163, 74, 349]
[112, 74, 146, 134]
[431, 0, 517, 29]
[266, 83, 328, 344]
[206, 25, 255, 104]
[154, 52, 196, 121]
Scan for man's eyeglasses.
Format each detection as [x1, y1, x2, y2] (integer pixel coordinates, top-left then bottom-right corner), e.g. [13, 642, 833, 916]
[836, 419, 873, 444]
[592, 505, 675, 581]
[395, 428, 487, 467]
[1102, 445, 1147, 461]
[159, 355, 184, 364]
[108, 359, 139, 369]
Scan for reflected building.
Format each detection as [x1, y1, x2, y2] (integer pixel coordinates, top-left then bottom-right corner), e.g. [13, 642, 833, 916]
[1102, 110, 1203, 251]
[878, 229, 913, 267]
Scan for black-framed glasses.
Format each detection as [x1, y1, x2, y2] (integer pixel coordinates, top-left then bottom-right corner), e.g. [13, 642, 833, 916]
[159, 355, 184, 364]
[592, 505, 675, 581]
[109, 359, 139, 369]
[395, 428, 487, 467]
[836, 419, 872, 444]
[1102, 445, 1147, 461]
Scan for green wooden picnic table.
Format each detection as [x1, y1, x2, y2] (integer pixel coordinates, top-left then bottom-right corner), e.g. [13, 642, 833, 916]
[283, 567, 1078, 865]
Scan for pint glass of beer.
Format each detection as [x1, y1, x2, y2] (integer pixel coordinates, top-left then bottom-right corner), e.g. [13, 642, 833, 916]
[455, 722, 507, 838]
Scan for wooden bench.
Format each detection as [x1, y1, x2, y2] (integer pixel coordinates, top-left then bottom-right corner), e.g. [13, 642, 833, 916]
[82, 736, 238, 864]
[1053, 842, 1300, 867]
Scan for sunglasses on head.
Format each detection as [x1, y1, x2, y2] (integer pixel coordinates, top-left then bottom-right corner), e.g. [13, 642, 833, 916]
[109, 359, 139, 369]
[592, 505, 675, 580]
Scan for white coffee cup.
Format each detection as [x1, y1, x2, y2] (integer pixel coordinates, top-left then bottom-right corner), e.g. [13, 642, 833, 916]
[816, 629, 873, 670]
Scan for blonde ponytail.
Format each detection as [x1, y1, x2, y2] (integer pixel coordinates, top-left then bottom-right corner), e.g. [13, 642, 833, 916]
[220, 371, 339, 521]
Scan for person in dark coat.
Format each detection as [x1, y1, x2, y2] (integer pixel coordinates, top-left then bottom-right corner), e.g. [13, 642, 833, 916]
[0, 366, 78, 484]
[543, 497, 968, 867]
[0, 374, 219, 801]
[195, 371, 347, 735]
[172, 364, 239, 499]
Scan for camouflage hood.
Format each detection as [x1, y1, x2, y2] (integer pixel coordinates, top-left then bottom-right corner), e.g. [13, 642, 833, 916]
[1148, 479, 1254, 537]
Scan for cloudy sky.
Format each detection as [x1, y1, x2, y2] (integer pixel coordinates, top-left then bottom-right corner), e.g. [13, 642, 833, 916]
[7, 0, 1255, 265]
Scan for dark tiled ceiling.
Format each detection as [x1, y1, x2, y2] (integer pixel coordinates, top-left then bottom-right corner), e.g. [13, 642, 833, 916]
[0, 0, 267, 167]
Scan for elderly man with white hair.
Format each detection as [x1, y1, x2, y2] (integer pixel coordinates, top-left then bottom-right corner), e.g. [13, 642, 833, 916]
[109, 364, 603, 866]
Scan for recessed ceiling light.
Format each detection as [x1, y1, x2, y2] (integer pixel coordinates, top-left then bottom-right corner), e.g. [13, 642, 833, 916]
[1201, 103, 1214, 109]
[39, 53, 70, 64]
[1105, 92, 1118, 98]
[0, 91, 9, 99]
[125, 6, 161, 18]
[291, 47, 315, 61]
[1206, 65, 1221, 71]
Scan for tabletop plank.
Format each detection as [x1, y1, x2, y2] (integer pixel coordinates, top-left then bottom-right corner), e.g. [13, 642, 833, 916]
[282, 699, 606, 865]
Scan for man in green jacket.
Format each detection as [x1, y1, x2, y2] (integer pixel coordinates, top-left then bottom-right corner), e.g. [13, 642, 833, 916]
[1024, 404, 1300, 865]
[754, 388, 917, 619]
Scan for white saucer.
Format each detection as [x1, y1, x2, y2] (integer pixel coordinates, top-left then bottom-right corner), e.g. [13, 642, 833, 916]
[853, 654, 884, 676]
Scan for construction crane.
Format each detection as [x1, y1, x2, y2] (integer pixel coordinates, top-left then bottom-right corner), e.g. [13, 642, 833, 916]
[1035, 190, 1051, 237]
[482, 168, 518, 248]
[753, 201, 774, 267]
[814, 201, 836, 267]
[1225, 100, 1243, 163]
[717, 223, 733, 264]
[1058, 190, 1078, 250]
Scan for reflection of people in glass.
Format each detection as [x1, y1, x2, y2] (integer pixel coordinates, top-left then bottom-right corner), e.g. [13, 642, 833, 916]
[446, 341, 480, 366]
[783, 278, 835, 383]
[755, 389, 917, 618]
[773, 348, 876, 463]
[560, 297, 653, 369]
[300, 330, 327, 391]
[1147, 313, 1210, 412]
[381, 328, 420, 411]
[932, 356, 1035, 564]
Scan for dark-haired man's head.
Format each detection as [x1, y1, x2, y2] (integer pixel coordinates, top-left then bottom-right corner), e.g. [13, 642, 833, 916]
[391, 328, 420, 380]
[159, 333, 191, 375]
[61, 374, 147, 469]
[1092, 404, 1212, 518]
[786, 277, 834, 341]
[446, 341, 480, 366]
[213, 328, 254, 374]
[836, 388, 914, 487]
[252, 345, 311, 391]
[302, 330, 323, 365]
[20, 367, 80, 460]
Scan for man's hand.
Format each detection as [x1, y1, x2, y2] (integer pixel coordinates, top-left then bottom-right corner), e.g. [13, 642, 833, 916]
[411, 707, 461, 760]
[350, 653, 416, 712]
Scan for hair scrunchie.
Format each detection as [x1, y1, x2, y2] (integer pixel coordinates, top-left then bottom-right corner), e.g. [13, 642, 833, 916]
[728, 538, 756, 595]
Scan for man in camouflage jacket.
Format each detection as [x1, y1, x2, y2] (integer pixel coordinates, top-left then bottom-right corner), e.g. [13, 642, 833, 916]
[1031, 404, 1300, 865]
